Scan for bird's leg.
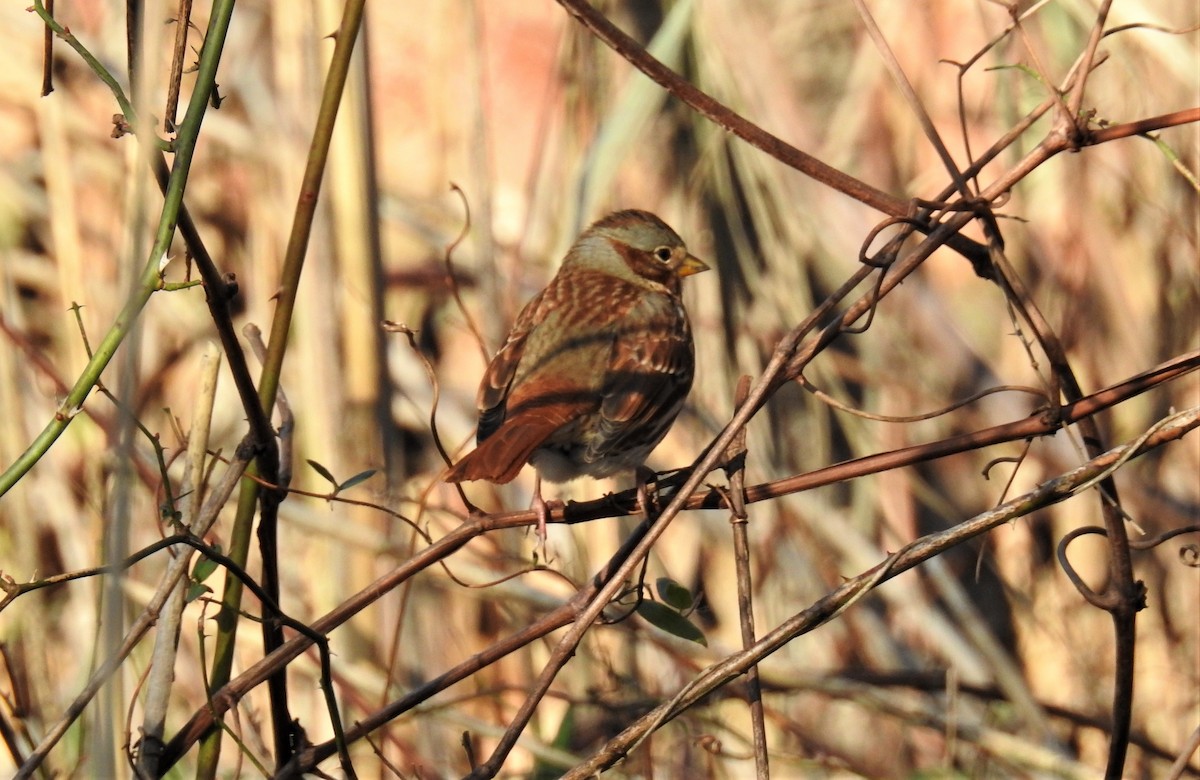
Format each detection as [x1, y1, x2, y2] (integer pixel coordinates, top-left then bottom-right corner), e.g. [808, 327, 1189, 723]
[527, 474, 568, 562]
[634, 466, 660, 519]
[530, 472, 549, 544]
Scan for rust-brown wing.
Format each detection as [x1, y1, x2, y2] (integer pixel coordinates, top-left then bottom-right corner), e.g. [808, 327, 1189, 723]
[587, 295, 694, 463]
[472, 287, 547, 444]
[447, 273, 639, 483]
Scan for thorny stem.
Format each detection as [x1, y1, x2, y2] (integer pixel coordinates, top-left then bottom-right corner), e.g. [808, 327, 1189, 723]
[0, 0, 225, 499]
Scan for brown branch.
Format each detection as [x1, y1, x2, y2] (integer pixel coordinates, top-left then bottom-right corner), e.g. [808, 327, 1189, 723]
[560, 406, 1200, 777]
[1038, 12, 1138, 775]
[725, 376, 767, 779]
[164, 0, 195, 133]
[1065, 0, 1112, 123]
[275, 519, 656, 778]
[562, 348, 1198, 521]
[150, 153, 278, 467]
[852, 0, 974, 205]
[153, 342, 1198, 773]
[40, 0, 54, 95]
[1088, 107, 1200, 144]
[554, 0, 993, 274]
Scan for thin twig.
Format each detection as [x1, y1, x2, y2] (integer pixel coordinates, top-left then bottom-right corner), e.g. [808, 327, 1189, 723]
[2, 0, 224, 500]
[724, 376, 768, 779]
[164, 0, 195, 132]
[40, 0, 54, 96]
[444, 185, 491, 365]
[13, 446, 252, 779]
[559, 405, 1200, 776]
[554, 0, 993, 274]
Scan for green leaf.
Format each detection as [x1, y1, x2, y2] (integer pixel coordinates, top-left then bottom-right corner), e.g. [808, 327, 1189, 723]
[185, 581, 211, 603]
[637, 601, 706, 646]
[655, 577, 694, 611]
[306, 459, 337, 487]
[338, 469, 377, 492]
[192, 553, 219, 583]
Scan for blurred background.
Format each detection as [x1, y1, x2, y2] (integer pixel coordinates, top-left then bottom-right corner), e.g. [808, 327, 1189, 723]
[0, 1, 1196, 777]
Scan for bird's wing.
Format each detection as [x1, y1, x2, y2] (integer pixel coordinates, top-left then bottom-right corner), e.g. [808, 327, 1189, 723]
[453, 275, 622, 482]
[474, 285, 553, 442]
[450, 330, 613, 484]
[590, 295, 694, 461]
[480, 270, 641, 436]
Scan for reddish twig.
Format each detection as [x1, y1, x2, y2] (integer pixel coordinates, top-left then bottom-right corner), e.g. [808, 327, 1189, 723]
[554, 0, 993, 274]
[559, 406, 1199, 777]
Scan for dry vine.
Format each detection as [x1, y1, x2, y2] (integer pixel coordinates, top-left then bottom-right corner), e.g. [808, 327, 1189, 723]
[0, 1, 1196, 779]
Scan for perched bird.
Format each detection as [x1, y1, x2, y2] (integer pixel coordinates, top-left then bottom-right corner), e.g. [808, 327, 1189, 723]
[445, 209, 708, 532]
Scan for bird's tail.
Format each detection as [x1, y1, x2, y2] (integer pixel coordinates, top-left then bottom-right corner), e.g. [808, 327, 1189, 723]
[443, 409, 573, 484]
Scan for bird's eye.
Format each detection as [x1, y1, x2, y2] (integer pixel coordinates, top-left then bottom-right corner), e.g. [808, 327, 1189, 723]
[653, 246, 673, 262]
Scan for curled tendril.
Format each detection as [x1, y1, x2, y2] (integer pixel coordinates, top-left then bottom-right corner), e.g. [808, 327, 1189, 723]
[858, 215, 926, 269]
[1058, 524, 1200, 607]
[1127, 524, 1200, 551]
[1056, 525, 1120, 608]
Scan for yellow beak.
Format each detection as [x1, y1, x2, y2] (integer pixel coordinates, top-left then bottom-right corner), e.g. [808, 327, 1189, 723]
[677, 253, 710, 277]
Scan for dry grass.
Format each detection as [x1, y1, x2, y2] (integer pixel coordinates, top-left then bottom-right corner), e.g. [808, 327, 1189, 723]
[0, 1, 1197, 778]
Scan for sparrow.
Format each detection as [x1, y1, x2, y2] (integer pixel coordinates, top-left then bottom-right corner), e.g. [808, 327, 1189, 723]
[445, 209, 708, 535]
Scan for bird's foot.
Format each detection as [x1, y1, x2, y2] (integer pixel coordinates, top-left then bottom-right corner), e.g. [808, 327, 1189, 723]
[529, 475, 562, 562]
[635, 466, 661, 518]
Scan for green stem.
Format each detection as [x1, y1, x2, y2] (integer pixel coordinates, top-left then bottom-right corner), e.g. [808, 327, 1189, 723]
[28, 1, 172, 151]
[199, 0, 369, 773]
[0, 1, 233, 498]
